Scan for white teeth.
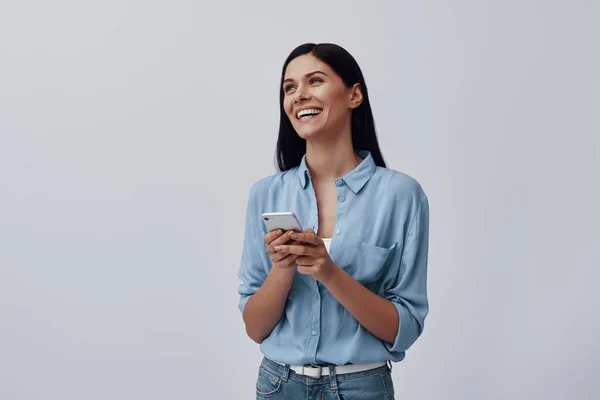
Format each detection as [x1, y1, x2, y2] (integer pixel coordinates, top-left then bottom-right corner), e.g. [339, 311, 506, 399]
[296, 108, 323, 119]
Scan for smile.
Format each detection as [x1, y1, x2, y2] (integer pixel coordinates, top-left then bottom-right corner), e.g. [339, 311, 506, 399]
[296, 108, 323, 120]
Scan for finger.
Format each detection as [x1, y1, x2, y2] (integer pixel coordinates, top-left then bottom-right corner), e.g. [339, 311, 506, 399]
[271, 230, 296, 246]
[264, 229, 283, 245]
[274, 253, 299, 268]
[289, 229, 322, 246]
[295, 255, 315, 266]
[274, 244, 312, 256]
[270, 251, 289, 263]
[272, 250, 300, 263]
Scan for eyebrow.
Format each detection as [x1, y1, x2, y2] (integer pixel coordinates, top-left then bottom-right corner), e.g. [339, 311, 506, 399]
[283, 70, 328, 85]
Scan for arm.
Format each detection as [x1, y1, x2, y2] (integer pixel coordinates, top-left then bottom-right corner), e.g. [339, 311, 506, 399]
[237, 188, 299, 344]
[243, 265, 296, 344]
[380, 195, 429, 353]
[321, 267, 399, 344]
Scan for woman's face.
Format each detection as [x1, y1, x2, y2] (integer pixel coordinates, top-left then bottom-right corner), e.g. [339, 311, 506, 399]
[282, 54, 361, 140]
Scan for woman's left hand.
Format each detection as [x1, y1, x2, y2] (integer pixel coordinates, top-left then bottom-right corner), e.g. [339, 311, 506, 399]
[274, 228, 339, 284]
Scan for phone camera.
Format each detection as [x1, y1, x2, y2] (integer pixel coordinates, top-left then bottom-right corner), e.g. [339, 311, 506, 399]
[263, 217, 269, 220]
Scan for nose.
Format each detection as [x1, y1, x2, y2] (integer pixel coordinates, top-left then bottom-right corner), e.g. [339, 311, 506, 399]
[293, 86, 311, 104]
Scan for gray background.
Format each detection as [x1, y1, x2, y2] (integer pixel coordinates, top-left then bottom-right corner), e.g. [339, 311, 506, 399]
[1, 1, 598, 399]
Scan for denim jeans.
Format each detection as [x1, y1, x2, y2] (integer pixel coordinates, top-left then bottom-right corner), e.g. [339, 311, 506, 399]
[255, 357, 395, 400]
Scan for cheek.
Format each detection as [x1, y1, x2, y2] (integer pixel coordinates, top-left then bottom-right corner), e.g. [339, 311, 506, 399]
[328, 93, 350, 116]
[318, 90, 344, 113]
[283, 100, 295, 120]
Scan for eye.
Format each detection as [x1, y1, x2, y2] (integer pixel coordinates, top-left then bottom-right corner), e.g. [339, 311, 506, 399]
[283, 77, 323, 94]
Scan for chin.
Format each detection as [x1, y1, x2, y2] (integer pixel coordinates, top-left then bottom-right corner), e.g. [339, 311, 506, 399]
[294, 127, 323, 140]
[292, 121, 328, 139]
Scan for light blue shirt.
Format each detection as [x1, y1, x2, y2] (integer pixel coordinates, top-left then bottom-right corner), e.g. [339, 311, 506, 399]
[237, 150, 429, 366]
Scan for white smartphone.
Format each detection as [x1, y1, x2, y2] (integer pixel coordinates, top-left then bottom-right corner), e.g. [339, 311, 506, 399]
[261, 211, 304, 234]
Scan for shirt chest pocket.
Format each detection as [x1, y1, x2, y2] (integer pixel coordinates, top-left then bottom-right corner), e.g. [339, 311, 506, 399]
[345, 240, 397, 285]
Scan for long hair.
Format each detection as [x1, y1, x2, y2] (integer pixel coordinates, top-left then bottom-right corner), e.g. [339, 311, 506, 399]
[275, 43, 387, 171]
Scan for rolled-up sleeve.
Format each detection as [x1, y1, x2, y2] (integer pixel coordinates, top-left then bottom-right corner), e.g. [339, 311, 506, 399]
[237, 186, 267, 316]
[384, 194, 430, 354]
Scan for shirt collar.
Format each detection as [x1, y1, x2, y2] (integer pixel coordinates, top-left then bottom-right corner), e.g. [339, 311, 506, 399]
[297, 149, 377, 194]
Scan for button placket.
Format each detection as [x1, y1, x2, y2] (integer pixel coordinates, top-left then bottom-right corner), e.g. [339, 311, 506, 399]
[309, 179, 319, 235]
[333, 184, 347, 239]
[308, 290, 321, 364]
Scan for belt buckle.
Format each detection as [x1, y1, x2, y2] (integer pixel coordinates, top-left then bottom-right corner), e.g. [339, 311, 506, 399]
[304, 364, 322, 378]
[313, 365, 322, 378]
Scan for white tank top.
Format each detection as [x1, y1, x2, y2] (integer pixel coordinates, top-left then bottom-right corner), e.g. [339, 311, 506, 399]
[322, 238, 332, 253]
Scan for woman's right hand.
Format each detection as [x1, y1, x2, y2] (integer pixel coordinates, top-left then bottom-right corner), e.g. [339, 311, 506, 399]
[264, 230, 300, 269]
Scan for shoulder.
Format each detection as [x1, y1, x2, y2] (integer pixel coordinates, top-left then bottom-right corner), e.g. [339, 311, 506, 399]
[376, 167, 429, 235]
[376, 167, 427, 205]
[247, 168, 299, 199]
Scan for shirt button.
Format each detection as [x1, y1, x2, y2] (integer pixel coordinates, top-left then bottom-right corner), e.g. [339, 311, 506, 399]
[335, 179, 344, 187]
[335, 229, 341, 235]
[312, 331, 317, 336]
[338, 196, 345, 202]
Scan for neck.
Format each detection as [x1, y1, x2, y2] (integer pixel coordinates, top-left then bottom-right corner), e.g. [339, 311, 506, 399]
[304, 125, 363, 182]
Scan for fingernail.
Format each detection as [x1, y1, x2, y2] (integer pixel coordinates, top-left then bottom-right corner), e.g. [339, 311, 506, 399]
[276, 230, 282, 234]
[274, 246, 282, 251]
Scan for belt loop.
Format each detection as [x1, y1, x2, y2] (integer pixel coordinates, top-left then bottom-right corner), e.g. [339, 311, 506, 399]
[282, 363, 291, 382]
[328, 363, 338, 391]
[387, 360, 393, 372]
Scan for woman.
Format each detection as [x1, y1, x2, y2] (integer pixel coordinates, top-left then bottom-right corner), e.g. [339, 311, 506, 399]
[237, 43, 429, 400]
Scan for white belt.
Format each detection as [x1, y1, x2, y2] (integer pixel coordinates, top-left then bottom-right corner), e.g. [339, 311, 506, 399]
[273, 360, 388, 378]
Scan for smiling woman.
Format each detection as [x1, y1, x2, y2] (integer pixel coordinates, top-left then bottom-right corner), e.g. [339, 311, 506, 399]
[237, 43, 430, 400]
[274, 44, 387, 173]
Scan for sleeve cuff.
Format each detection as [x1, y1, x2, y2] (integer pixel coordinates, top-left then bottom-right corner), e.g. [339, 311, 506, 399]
[384, 301, 420, 354]
[238, 294, 251, 316]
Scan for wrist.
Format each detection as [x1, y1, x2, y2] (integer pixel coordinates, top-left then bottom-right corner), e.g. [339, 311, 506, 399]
[319, 263, 341, 286]
[271, 263, 297, 277]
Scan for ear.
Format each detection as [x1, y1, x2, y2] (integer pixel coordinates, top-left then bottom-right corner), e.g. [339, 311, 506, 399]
[348, 83, 363, 109]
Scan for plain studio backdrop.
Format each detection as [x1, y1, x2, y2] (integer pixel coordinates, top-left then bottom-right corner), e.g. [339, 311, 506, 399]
[1, 1, 598, 399]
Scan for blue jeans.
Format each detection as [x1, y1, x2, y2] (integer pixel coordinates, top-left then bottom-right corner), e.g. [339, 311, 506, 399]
[255, 357, 395, 400]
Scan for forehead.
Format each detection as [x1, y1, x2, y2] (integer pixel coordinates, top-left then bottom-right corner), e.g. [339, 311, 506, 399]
[284, 54, 333, 80]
